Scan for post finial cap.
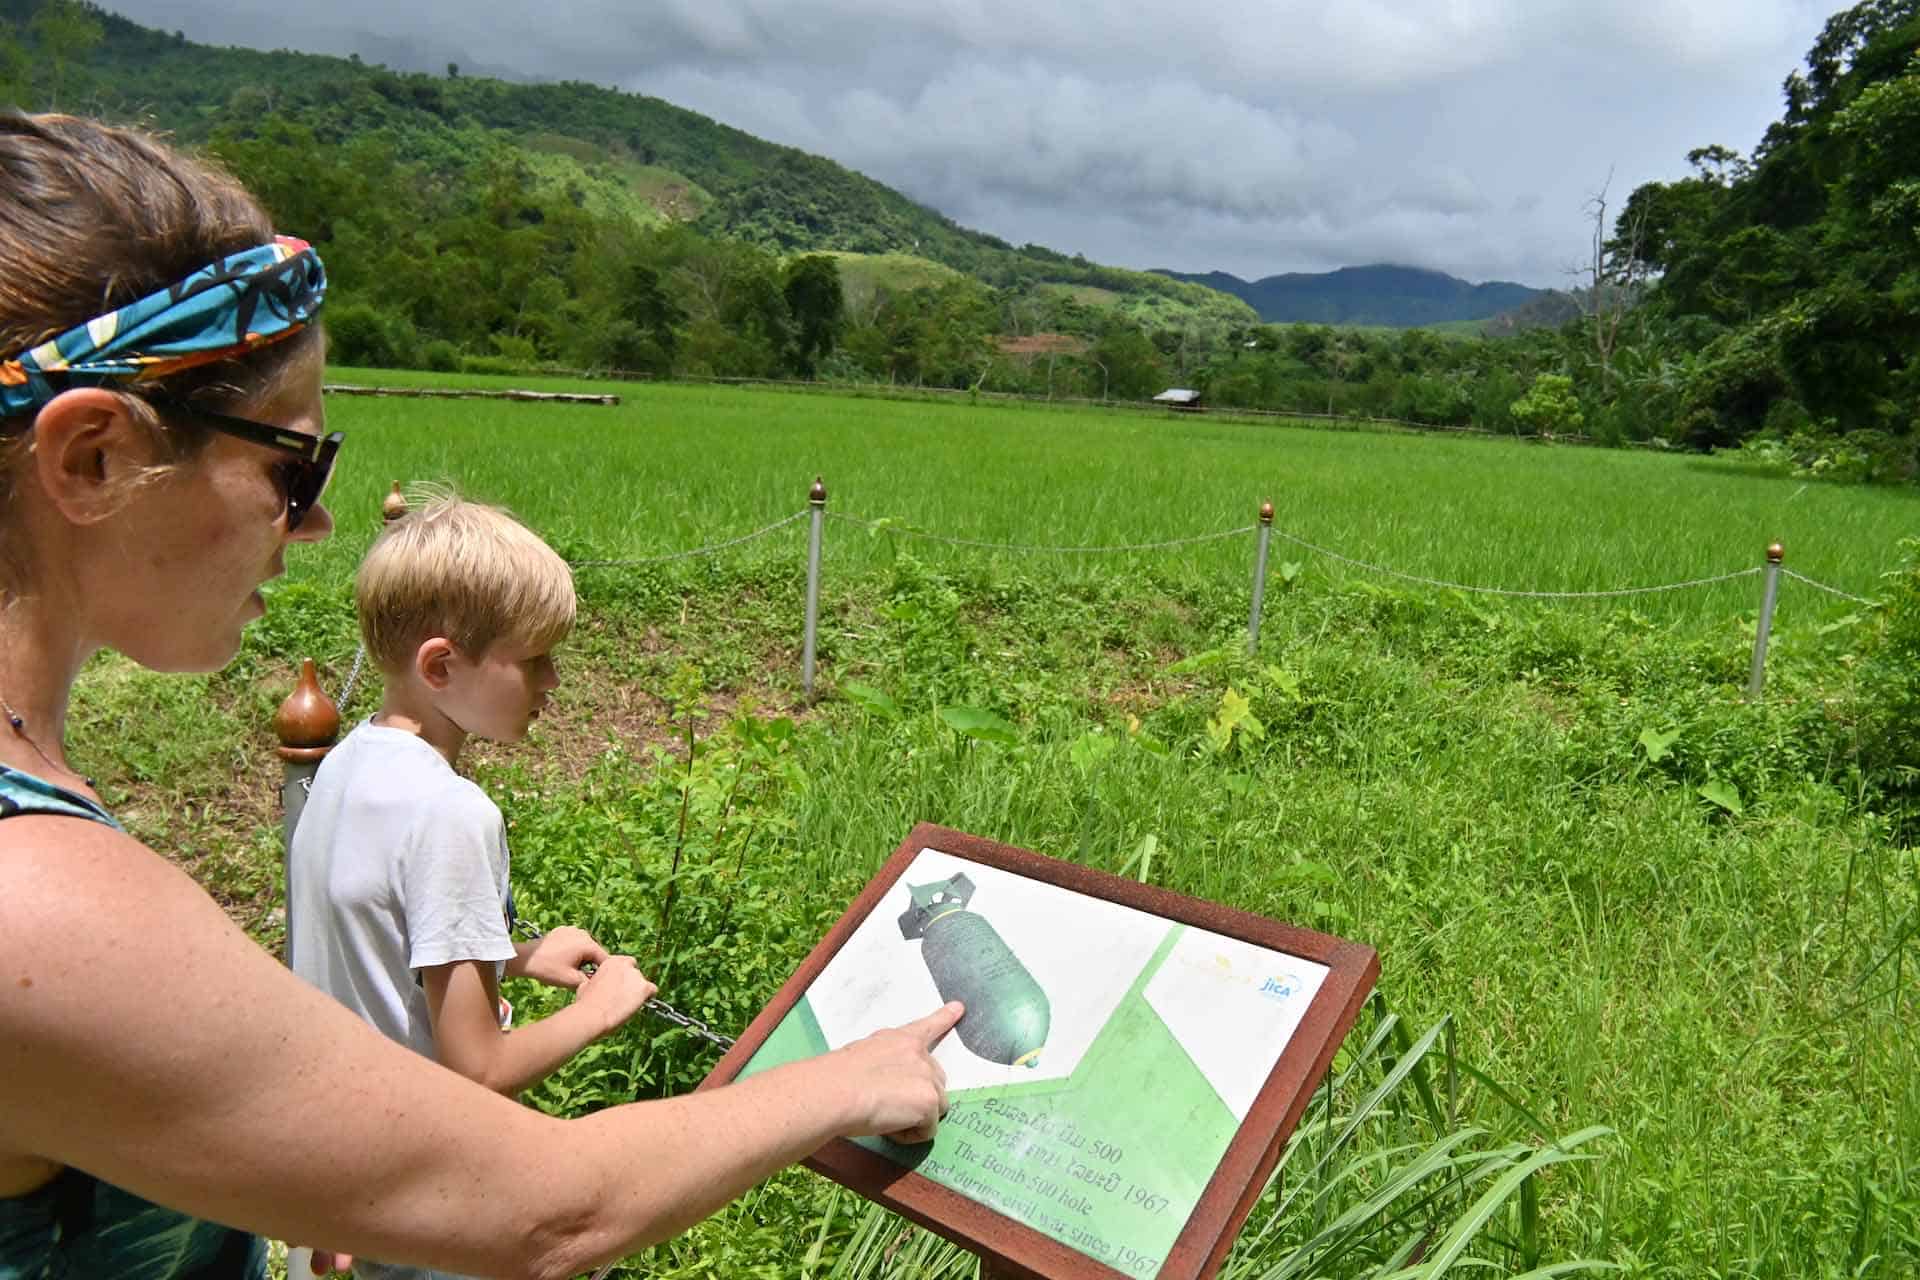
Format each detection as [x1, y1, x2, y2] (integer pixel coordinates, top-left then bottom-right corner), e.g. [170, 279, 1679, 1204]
[1259, 500, 1274, 525]
[809, 475, 828, 504]
[1767, 542, 1785, 564]
[382, 482, 409, 523]
[274, 658, 340, 750]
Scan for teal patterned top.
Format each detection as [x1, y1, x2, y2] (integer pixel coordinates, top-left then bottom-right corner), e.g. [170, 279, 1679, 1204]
[0, 766, 266, 1280]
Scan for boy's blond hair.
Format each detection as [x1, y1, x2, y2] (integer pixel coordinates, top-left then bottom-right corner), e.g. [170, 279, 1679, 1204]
[356, 489, 575, 673]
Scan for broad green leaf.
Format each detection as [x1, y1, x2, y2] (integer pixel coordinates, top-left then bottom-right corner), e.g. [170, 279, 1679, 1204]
[1698, 779, 1744, 814]
[1166, 645, 1231, 675]
[839, 681, 900, 720]
[1310, 898, 1353, 926]
[938, 705, 1018, 746]
[1637, 725, 1680, 763]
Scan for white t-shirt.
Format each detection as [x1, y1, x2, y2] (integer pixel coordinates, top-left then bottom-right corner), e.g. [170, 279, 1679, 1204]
[287, 720, 517, 1060]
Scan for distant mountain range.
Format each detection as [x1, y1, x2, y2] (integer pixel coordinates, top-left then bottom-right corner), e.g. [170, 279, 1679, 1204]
[1152, 264, 1543, 328]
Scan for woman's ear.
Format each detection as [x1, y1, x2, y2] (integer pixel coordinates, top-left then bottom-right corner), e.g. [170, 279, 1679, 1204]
[26, 390, 158, 526]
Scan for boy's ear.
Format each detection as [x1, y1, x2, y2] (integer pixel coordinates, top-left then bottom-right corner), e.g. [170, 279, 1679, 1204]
[26, 390, 158, 525]
[415, 637, 459, 690]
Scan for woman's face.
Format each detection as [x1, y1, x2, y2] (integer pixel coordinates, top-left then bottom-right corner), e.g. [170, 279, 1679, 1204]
[93, 343, 335, 672]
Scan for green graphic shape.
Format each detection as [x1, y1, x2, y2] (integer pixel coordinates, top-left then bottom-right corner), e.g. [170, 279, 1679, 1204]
[899, 873, 1051, 1068]
[745, 920, 1243, 1279]
[741, 994, 827, 1081]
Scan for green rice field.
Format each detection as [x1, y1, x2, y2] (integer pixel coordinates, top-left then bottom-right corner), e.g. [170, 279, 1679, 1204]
[79, 369, 1920, 1279]
[306, 369, 1906, 621]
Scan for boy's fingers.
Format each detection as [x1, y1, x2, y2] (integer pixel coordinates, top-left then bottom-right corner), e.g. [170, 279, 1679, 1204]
[566, 929, 610, 963]
[906, 1000, 964, 1047]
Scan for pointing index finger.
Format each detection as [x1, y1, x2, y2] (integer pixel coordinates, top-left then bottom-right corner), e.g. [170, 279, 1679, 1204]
[910, 1000, 965, 1046]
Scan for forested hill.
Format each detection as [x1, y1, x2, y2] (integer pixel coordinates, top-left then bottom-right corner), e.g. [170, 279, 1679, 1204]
[0, 0, 1249, 335]
[1154, 264, 1541, 327]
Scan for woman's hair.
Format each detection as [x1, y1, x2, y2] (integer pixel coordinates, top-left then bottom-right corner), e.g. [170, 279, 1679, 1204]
[0, 112, 319, 418]
[0, 112, 319, 586]
[357, 489, 576, 675]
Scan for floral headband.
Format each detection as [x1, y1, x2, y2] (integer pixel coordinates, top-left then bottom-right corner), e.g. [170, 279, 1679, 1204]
[0, 236, 327, 420]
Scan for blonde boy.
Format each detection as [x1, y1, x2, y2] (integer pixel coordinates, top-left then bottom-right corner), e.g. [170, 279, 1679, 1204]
[288, 495, 653, 1278]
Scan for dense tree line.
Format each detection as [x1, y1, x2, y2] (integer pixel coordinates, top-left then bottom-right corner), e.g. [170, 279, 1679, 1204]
[1591, 0, 1920, 480]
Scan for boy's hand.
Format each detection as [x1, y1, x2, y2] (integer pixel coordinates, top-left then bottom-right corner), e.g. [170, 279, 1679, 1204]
[830, 1001, 962, 1144]
[511, 924, 611, 988]
[573, 955, 656, 1037]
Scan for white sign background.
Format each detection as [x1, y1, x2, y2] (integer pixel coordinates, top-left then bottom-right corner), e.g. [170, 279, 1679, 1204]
[806, 847, 1171, 1090]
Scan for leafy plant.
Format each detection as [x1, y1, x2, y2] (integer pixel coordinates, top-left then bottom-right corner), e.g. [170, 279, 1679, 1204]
[1697, 777, 1745, 815]
[937, 704, 1019, 748]
[1205, 686, 1267, 755]
[777, 1006, 1613, 1280]
[1637, 725, 1680, 763]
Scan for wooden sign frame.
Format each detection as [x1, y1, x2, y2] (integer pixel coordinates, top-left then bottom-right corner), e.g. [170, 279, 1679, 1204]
[698, 823, 1379, 1280]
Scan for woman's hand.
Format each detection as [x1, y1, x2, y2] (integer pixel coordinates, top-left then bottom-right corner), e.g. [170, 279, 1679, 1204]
[828, 1001, 963, 1143]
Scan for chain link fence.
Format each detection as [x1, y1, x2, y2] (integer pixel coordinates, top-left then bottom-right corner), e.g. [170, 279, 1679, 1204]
[313, 481, 1880, 716]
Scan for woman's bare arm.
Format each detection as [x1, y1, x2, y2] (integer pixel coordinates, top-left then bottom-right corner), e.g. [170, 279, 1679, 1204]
[0, 818, 955, 1280]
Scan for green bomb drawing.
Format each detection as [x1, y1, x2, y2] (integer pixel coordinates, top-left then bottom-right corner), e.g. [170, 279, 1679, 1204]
[898, 873, 1052, 1069]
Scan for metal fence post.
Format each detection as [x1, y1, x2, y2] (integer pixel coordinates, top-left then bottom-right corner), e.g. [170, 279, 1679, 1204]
[802, 476, 827, 698]
[274, 657, 340, 931]
[1747, 541, 1784, 700]
[1247, 500, 1274, 653]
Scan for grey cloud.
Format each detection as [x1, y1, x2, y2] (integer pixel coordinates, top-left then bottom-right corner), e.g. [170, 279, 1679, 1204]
[103, 0, 1833, 286]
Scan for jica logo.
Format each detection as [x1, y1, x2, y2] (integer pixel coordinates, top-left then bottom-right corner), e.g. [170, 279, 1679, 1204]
[1258, 974, 1301, 1001]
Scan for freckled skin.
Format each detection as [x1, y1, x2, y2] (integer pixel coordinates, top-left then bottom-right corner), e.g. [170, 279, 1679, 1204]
[74, 344, 335, 675]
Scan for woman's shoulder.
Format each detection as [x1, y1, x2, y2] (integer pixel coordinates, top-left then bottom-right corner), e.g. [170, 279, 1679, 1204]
[0, 808, 247, 1078]
[0, 807, 207, 947]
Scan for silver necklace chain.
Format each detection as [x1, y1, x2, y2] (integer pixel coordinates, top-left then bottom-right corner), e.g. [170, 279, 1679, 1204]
[0, 692, 95, 790]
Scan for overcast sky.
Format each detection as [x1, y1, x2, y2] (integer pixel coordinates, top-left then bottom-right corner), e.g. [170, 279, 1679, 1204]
[108, 0, 1836, 287]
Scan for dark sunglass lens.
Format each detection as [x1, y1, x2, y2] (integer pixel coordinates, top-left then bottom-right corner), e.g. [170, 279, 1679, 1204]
[284, 444, 339, 531]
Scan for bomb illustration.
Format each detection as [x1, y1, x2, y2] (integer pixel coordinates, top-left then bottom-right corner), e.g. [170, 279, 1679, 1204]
[897, 873, 1051, 1068]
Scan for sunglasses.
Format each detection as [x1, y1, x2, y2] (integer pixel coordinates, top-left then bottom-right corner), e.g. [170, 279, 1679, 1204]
[161, 403, 343, 532]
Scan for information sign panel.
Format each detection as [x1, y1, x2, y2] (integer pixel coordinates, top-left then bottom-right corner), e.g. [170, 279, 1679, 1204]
[699, 824, 1378, 1280]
